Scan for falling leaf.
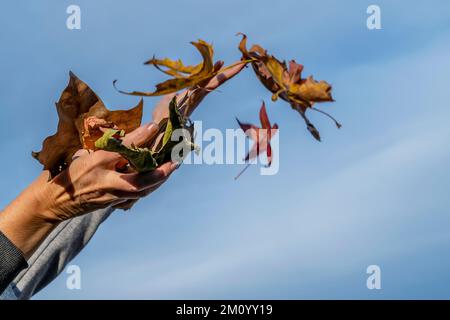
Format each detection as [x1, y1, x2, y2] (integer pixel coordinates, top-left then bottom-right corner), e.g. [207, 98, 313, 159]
[235, 101, 278, 179]
[238, 33, 340, 141]
[33, 72, 143, 178]
[114, 40, 219, 96]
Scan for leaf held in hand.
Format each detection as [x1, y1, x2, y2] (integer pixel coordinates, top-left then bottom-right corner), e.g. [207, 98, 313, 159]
[94, 95, 198, 172]
[94, 129, 157, 173]
[152, 96, 197, 165]
[33, 72, 144, 178]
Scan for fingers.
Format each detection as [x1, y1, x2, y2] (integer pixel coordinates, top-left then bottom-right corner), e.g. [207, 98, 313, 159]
[108, 161, 177, 193]
[77, 123, 160, 170]
[121, 161, 177, 191]
[112, 169, 169, 210]
[112, 199, 138, 211]
[110, 179, 165, 201]
[109, 163, 173, 210]
[74, 123, 159, 165]
[183, 60, 246, 117]
[111, 182, 158, 211]
[89, 171, 166, 208]
[121, 122, 159, 148]
[213, 60, 225, 73]
[152, 93, 177, 124]
[72, 149, 90, 160]
[205, 60, 247, 91]
[152, 91, 193, 123]
[70, 149, 124, 172]
[152, 61, 246, 121]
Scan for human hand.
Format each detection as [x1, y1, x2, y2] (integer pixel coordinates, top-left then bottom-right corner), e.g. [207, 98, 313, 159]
[114, 61, 247, 212]
[0, 123, 176, 258]
[41, 123, 178, 222]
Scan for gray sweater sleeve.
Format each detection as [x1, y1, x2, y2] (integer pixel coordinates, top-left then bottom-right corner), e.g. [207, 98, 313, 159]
[0, 231, 28, 294]
[1, 207, 113, 300]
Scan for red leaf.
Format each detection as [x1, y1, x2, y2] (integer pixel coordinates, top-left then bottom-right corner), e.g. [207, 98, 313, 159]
[259, 101, 271, 129]
[235, 102, 279, 179]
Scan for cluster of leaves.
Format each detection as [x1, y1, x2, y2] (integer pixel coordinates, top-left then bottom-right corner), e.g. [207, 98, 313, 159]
[95, 95, 197, 172]
[237, 33, 340, 142]
[35, 34, 339, 179]
[33, 73, 196, 177]
[115, 34, 339, 144]
[111, 34, 339, 175]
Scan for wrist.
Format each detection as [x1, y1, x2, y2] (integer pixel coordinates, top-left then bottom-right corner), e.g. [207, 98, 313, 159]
[29, 172, 66, 225]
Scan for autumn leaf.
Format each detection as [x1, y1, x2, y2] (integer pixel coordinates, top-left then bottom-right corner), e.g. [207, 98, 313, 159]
[235, 101, 279, 179]
[238, 33, 340, 141]
[33, 72, 144, 178]
[95, 95, 197, 171]
[94, 129, 157, 173]
[114, 40, 220, 96]
[151, 95, 198, 165]
[75, 98, 143, 150]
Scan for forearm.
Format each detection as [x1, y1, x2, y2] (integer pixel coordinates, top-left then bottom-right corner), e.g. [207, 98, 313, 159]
[2, 207, 113, 300]
[0, 172, 59, 260]
[0, 172, 60, 295]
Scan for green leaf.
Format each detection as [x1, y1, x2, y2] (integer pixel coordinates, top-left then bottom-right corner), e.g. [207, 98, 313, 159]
[95, 129, 158, 172]
[153, 96, 197, 164]
[95, 97, 197, 172]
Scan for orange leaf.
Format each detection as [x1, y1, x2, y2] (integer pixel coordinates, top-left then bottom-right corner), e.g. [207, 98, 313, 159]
[238, 34, 339, 141]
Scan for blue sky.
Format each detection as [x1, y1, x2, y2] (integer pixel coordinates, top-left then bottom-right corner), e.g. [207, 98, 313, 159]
[1, 0, 450, 299]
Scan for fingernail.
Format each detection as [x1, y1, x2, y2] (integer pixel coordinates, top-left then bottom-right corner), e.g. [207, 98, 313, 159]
[147, 122, 159, 131]
[171, 162, 180, 170]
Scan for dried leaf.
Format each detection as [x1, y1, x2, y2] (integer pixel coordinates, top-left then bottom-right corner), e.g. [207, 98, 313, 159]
[94, 129, 157, 173]
[95, 96, 197, 171]
[75, 98, 143, 150]
[235, 102, 278, 179]
[33, 72, 143, 178]
[238, 34, 340, 141]
[114, 40, 218, 96]
[144, 57, 202, 77]
[152, 96, 197, 165]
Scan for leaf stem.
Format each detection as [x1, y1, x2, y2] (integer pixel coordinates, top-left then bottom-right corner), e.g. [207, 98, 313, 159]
[234, 163, 251, 180]
[311, 107, 342, 128]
